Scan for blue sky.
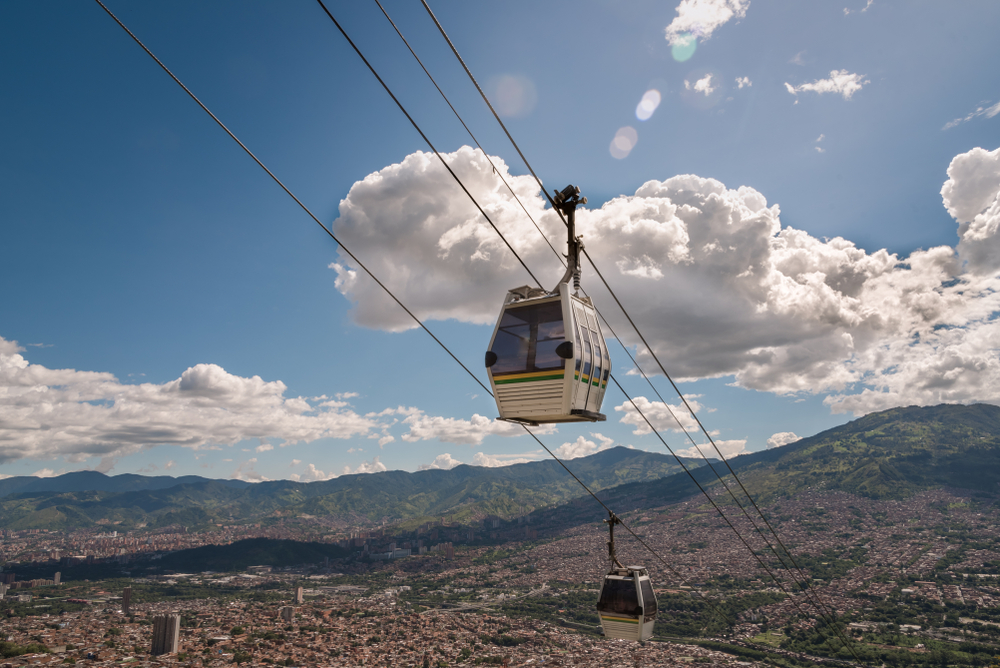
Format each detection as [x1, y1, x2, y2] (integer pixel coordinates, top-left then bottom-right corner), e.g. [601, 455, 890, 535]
[1, 0, 999, 482]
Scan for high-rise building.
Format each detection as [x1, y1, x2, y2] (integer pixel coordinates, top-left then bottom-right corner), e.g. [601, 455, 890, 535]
[280, 606, 294, 623]
[150, 614, 180, 655]
[295, 587, 304, 604]
[444, 543, 455, 560]
[53, 572, 61, 585]
[122, 586, 132, 615]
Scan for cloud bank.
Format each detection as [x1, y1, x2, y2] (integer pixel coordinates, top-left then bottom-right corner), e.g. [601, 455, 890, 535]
[330, 145, 1000, 417]
[0, 342, 385, 465]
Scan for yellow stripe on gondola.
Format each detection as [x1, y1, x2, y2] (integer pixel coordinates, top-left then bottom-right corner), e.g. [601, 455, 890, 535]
[493, 369, 565, 385]
[600, 615, 639, 624]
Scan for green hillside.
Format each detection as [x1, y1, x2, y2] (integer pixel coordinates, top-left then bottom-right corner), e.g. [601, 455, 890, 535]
[590, 404, 1000, 520]
[6, 404, 996, 533]
[0, 447, 703, 531]
[732, 403, 1000, 500]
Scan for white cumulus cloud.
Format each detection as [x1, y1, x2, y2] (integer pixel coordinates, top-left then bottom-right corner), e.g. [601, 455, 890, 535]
[785, 70, 869, 100]
[553, 433, 616, 460]
[735, 77, 752, 89]
[685, 74, 717, 97]
[290, 463, 334, 482]
[418, 453, 464, 470]
[343, 456, 387, 476]
[664, 0, 749, 46]
[615, 396, 707, 436]
[0, 342, 384, 465]
[767, 431, 800, 448]
[471, 452, 539, 467]
[231, 458, 269, 482]
[330, 146, 1000, 419]
[675, 438, 748, 459]
[941, 146, 1000, 273]
[400, 409, 554, 445]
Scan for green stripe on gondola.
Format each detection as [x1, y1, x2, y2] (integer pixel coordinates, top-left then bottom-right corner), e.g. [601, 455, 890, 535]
[494, 373, 565, 385]
[600, 615, 639, 624]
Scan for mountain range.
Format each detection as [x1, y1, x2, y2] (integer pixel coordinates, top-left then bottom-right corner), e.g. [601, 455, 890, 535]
[2, 403, 999, 532]
[0, 447, 705, 531]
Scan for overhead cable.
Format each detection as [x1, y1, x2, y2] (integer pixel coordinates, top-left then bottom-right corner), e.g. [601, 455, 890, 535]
[92, 0, 491, 400]
[311, 0, 544, 290]
[371, 0, 562, 263]
[416, 6, 863, 657]
[94, 0, 740, 633]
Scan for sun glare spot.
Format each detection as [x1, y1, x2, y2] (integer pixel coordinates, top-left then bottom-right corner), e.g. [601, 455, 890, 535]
[610, 126, 638, 159]
[635, 89, 662, 121]
[491, 74, 538, 119]
[671, 33, 697, 62]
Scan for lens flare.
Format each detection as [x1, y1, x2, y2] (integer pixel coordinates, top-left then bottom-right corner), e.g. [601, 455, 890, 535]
[491, 75, 538, 119]
[609, 126, 638, 159]
[672, 33, 697, 62]
[635, 89, 662, 121]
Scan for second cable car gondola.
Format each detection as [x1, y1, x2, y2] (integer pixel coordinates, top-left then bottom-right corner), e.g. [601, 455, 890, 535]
[484, 185, 611, 425]
[596, 513, 657, 641]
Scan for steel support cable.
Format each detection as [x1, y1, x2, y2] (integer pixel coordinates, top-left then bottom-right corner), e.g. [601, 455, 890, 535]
[102, 1, 847, 652]
[595, 309, 840, 609]
[312, 0, 544, 291]
[92, 0, 491, 401]
[406, 5, 854, 642]
[415, 6, 825, 583]
[378, 9, 850, 631]
[419, 0, 578, 224]
[390, 19, 860, 636]
[416, 1, 804, 575]
[590, 253, 863, 661]
[584, 250, 836, 588]
[395, 4, 860, 652]
[293, 9, 720, 605]
[365, 5, 753, 625]
[610, 375, 863, 660]
[516, 424, 738, 629]
[95, 0, 735, 633]
[371, 0, 562, 263]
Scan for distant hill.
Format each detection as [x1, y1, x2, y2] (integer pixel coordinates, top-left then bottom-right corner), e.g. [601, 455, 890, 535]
[6, 404, 996, 533]
[589, 403, 1000, 519]
[732, 403, 1000, 499]
[0, 447, 704, 531]
[0, 471, 250, 498]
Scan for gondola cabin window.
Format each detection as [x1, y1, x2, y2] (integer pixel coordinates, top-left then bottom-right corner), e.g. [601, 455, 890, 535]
[639, 579, 657, 620]
[598, 577, 642, 616]
[489, 301, 566, 376]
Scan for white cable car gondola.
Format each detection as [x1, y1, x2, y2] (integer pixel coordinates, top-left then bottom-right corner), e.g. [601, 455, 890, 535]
[485, 185, 611, 425]
[596, 513, 657, 641]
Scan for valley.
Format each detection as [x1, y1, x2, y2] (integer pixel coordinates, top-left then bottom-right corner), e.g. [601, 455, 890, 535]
[3, 404, 1000, 666]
